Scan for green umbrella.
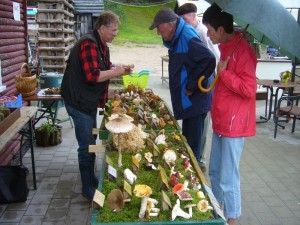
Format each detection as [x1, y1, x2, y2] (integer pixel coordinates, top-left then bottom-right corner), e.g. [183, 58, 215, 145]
[207, 0, 300, 62]
[198, 0, 300, 92]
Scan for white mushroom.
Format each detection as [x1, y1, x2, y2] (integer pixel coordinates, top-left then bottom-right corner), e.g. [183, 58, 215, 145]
[154, 134, 167, 145]
[197, 199, 213, 213]
[163, 150, 177, 164]
[184, 203, 196, 217]
[124, 168, 137, 185]
[133, 184, 152, 219]
[171, 199, 191, 221]
[144, 152, 153, 163]
[105, 117, 133, 167]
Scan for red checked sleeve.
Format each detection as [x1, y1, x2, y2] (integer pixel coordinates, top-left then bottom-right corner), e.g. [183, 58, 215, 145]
[80, 40, 101, 83]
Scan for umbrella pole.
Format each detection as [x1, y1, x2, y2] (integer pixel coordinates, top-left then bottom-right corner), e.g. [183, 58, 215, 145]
[198, 24, 250, 92]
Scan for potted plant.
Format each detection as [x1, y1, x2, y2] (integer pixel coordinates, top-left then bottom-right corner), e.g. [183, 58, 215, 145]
[35, 122, 62, 147]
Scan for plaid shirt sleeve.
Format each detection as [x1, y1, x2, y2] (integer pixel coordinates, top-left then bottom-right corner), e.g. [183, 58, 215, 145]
[80, 40, 109, 108]
[80, 40, 101, 83]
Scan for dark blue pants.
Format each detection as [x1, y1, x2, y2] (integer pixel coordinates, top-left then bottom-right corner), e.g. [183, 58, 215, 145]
[182, 113, 207, 163]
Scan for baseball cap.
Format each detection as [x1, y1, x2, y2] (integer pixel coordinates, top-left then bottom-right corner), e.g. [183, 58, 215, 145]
[149, 8, 178, 30]
[176, 3, 197, 16]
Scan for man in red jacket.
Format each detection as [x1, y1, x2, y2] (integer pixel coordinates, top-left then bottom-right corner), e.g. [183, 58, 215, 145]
[203, 4, 257, 225]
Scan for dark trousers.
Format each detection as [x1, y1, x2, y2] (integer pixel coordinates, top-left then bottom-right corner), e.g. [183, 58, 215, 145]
[182, 113, 207, 163]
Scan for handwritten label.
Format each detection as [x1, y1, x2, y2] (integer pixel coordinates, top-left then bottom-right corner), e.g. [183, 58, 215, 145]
[108, 165, 117, 179]
[13, 2, 20, 21]
[123, 180, 132, 196]
[89, 144, 105, 153]
[93, 190, 105, 207]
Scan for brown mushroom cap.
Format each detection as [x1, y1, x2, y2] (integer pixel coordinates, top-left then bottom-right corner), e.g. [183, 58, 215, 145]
[107, 189, 124, 212]
[105, 117, 133, 134]
[133, 184, 152, 198]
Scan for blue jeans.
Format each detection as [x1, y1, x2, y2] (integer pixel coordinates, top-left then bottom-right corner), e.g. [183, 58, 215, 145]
[182, 113, 207, 163]
[209, 132, 244, 219]
[65, 103, 97, 164]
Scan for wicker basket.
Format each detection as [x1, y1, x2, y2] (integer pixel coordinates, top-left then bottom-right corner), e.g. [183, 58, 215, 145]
[15, 63, 37, 96]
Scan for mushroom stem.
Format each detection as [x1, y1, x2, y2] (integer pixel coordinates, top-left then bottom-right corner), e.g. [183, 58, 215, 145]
[139, 196, 148, 219]
[118, 134, 123, 167]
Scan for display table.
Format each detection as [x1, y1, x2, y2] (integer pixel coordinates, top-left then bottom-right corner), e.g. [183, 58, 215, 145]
[91, 89, 225, 225]
[0, 106, 38, 189]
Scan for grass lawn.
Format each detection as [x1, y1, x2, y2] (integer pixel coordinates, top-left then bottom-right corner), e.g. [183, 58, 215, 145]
[105, 1, 177, 45]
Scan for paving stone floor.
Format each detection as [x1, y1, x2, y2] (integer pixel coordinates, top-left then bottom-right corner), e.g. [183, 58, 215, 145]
[0, 75, 299, 225]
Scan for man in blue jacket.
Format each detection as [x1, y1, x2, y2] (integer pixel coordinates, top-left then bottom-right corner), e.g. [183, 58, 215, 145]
[149, 8, 215, 170]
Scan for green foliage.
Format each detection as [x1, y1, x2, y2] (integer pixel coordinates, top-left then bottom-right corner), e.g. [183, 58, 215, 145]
[37, 122, 58, 134]
[105, 0, 177, 44]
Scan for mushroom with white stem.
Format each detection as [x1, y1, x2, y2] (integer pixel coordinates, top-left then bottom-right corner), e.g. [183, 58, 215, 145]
[105, 117, 133, 167]
[197, 199, 213, 213]
[171, 199, 191, 221]
[133, 184, 152, 219]
[184, 203, 196, 217]
[124, 168, 137, 185]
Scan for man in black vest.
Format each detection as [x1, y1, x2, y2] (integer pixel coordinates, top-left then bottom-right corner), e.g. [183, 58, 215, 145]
[61, 11, 132, 201]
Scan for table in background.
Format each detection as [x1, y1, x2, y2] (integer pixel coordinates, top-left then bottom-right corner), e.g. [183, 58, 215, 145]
[161, 55, 169, 85]
[0, 106, 38, 189]
[23, 90, 72, 126]
[256, 79, 298, 123]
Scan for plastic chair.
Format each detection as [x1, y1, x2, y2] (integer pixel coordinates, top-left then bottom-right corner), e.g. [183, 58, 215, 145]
[274, 95, 300, 138]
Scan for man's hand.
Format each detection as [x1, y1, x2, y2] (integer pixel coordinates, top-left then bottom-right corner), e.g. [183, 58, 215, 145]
[184, 89, 192, 96]
[217, 56, 230, 75]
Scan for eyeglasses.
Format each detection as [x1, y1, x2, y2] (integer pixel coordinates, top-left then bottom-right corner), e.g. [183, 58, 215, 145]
[105, 25, 119, 34]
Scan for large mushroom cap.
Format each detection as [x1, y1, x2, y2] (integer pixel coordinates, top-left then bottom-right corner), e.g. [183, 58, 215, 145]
[107, 189, 124, 212]
[133, 184, 152, 198]
[105, 117, 133, 134]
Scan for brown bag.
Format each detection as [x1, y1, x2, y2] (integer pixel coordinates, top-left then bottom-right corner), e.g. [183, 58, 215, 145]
[15, 63, 37, 96]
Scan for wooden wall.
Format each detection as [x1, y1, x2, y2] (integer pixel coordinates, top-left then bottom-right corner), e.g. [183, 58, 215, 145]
[0, 0, 28, 96]
[0, 0, 28, 165]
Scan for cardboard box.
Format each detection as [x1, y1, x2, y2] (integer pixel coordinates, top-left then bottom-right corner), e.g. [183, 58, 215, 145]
[0, 108, 21, 135]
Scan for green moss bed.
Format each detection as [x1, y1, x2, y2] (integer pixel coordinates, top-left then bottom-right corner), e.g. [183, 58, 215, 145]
[96, 133, 215, 223]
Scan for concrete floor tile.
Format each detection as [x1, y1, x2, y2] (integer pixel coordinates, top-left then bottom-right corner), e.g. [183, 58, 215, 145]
[19, 215, 43, 225]
[44, 169, 62, 177]
[278, 217, 300, 225]
[63, 165, 78, 173]
[24, 204, 48, 216]
[5, 202, 28, 213]
[270, 206, 295, 218]
[275, 190, 297, 201]
[59, 172, 78, 181]
[247, 201, 272, 213]
[0, 210, 25, 223]
[30, 194, 53, 205]
[48, 162, 65, 170]
[238, 207, 261, 225]
[254, 187, 276, 197]
[255, 212, 281, 225]
[48, 199, 70, 209]
[43, 208, 67, 221]
[51, 156, 68, 163]
[262, 196, 286, 207]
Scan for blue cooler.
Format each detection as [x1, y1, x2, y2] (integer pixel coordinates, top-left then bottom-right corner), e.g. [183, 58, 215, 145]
[39, 72, 63, 89]
[39, 72, 63, 109]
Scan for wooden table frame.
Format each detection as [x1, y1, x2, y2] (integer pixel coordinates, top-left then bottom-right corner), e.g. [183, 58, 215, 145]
[22, 90, 72, 126]
[0, 107, 38, 189]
